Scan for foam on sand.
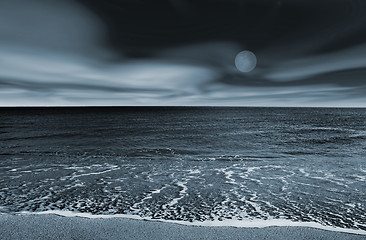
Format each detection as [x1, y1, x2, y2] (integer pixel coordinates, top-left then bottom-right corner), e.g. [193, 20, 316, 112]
[1, 212, 365, 240]
[20, 210, 366, 236]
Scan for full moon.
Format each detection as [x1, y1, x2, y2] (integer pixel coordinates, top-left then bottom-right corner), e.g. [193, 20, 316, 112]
[235, 50, 257, 73]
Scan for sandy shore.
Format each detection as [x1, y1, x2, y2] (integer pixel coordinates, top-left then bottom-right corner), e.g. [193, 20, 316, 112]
[0, 214, 364, 240]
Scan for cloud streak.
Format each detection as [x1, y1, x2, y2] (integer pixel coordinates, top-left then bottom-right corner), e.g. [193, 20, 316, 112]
[265, 44, 366, 81]
[1, 0, 366, 106]
[1, 40, 366, 106]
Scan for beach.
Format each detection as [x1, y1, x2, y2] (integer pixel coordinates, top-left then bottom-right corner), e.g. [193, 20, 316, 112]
[0, 214, 364, 240]
[1, 108, 365, 238]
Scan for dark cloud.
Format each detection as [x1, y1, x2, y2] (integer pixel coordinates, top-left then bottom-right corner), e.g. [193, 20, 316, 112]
[0, 0, 107, 57]
[77, 0, 366, 52]
[1, 0, 366, 106]
[0, 78, 169, 94]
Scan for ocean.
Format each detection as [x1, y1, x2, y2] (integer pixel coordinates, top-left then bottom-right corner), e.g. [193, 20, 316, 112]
[0, 107, 365, 233]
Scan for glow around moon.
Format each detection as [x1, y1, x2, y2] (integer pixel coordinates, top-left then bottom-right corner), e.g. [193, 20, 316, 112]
[235, 50, 257, 73]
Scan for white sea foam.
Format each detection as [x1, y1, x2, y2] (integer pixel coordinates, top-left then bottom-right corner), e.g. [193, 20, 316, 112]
[298, 168, 309, 177]
[167, 181, 188, 206]
[311, 176, 349, 188]
[69, 165, 120, 179]
[217, 168, 237, 185]
[246, 165, 282, 174]
[20, 210, 366, 235]
[247, 166, 260, 173]
[131, 185, 167, 210]
[353, 174, 366, 181]
[345, 203, 356, 208]
[187, 169, 201, 174]
[247, 193, 268, 217]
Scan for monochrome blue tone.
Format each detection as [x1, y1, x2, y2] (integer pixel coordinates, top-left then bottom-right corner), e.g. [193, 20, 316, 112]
[1, 0, 366, 106]
[1, 107, 365, 231]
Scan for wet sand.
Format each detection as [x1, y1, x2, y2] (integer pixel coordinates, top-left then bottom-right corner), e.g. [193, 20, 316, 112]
[1, 214, 364, 240]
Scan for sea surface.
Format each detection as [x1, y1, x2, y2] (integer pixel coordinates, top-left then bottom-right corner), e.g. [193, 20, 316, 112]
[0, 107, 365, 233]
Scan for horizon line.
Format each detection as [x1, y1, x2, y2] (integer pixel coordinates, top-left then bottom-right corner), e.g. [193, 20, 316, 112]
[1, 106, 366, 109]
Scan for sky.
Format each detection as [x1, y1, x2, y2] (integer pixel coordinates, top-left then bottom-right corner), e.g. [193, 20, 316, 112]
[1, 0, 366, 107]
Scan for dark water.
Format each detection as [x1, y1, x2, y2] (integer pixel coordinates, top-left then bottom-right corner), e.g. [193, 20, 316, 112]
[0, 107, 365, 231]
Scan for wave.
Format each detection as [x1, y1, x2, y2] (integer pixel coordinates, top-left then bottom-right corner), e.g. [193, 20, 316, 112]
[16, 210, 366, 236]
[193, 155, 276, 162]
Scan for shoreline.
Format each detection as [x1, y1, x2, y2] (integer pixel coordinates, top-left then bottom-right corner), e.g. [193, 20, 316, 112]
[1, 213, 365, 240]
[28, 210, 366, 236]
